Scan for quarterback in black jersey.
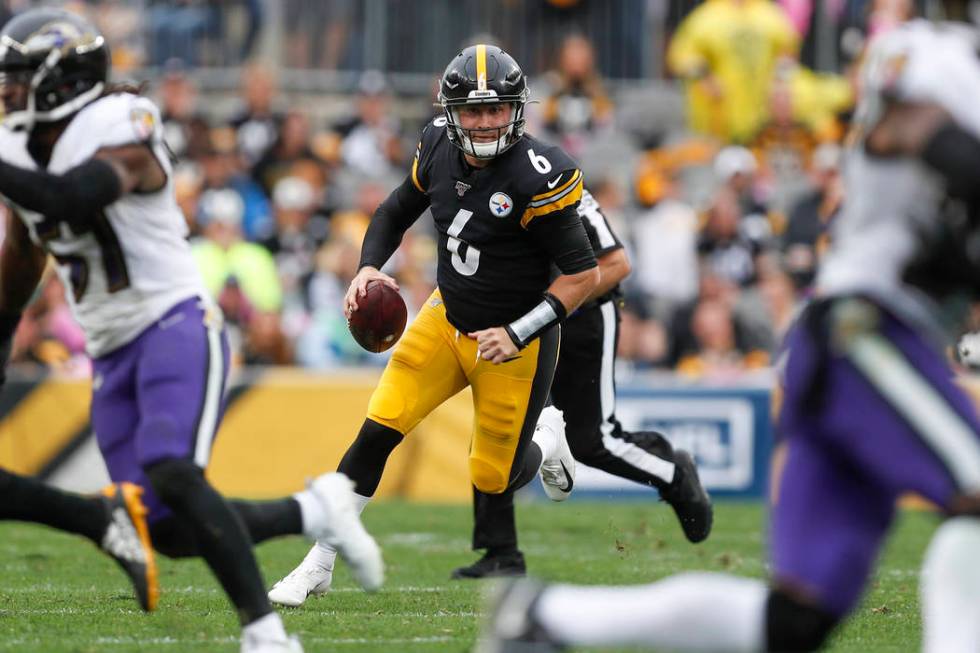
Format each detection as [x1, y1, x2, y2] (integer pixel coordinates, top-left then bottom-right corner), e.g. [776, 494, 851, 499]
[268, 45, 599, 607]
[456, 189, 714, 580]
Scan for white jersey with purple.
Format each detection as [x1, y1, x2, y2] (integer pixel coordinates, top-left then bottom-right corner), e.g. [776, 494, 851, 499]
[0, 93, 207, 357]
[818, 20, 980, 334]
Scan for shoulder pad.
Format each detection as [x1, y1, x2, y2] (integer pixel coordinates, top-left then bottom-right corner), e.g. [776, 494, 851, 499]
[511, 135, 579, 195]
[54, 94, 163, 170]
[411, 116, 449, 193]
[419, 115, 448, 153]
[0, 126, 28, 161]
[861, 21, 980, 138]
[578, 187, 599, 214]
[516, 137, 584, 228]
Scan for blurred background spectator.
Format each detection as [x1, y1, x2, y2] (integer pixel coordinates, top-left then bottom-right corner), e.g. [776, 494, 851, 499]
[667, 0, 799, 144]
[146, 0, 212, 67]
[331, 70, 404, 181]
[539, 34, 614, 159]
[157, 61, 211, 160]
[229, 64, 284, 167]
[781, 141, 842, 290]
[283, 0, 354, 69]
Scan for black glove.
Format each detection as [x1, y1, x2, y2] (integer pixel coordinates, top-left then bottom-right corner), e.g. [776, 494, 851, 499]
[0, 311, 22, 388]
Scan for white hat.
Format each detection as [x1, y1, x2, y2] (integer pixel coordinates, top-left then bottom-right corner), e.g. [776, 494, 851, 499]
[273, 177, 315, 211]
[714, 146, 757, 182]
[199, 189, 245, 226]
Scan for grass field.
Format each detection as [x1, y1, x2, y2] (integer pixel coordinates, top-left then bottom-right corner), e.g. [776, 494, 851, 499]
[0, 500, 937, 652]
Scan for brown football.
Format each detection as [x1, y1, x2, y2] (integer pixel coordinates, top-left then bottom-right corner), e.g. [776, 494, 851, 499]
[348, 280, 407, 353]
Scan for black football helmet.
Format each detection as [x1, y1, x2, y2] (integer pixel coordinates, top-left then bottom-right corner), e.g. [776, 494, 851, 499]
[0, 8, 109, 131]
[437, 44, 529, 159]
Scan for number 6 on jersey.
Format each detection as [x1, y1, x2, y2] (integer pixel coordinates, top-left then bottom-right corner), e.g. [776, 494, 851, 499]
[447, 208, 481, 276]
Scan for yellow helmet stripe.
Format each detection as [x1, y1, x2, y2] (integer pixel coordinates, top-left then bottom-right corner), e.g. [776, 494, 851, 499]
[476, 44, 487, 91]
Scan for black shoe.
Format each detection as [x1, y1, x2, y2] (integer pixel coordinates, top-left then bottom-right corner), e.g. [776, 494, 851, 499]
[660, 450, 713, 543]
[474, 578, 564, 653]
[451, 550, 526, 580]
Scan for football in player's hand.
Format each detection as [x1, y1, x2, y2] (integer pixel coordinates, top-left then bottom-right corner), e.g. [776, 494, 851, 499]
[348, 280, 407, 353]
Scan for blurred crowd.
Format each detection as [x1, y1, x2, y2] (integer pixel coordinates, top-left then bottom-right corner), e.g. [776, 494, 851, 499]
[4, 0, 974, 382]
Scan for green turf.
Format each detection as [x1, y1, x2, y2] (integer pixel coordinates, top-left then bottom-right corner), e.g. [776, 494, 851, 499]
[0, 500, 937, 652]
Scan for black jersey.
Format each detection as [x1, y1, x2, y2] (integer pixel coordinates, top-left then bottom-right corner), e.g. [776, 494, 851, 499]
[411, 118, 596, 332]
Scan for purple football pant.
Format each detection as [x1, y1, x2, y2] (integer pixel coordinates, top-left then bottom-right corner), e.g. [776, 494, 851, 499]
[774, 298, 980, 617]
[91, 297, 229, 524]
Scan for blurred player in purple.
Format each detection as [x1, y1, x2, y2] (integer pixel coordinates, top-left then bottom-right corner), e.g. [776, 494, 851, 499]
[0, 9, 380, 653]
[478, 20, 980, 653]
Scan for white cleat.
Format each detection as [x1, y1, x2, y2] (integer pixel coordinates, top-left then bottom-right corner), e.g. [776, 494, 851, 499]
[537, 407, 575, 502]
[241, 633, 304, 653]
[267, 561, 332, 607]
[307, 472, 384, 592]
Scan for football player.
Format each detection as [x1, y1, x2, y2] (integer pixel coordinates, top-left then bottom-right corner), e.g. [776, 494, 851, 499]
[453, 188, 713, 579]
[477, 20, 980, 653]
[268, 44, 600, 606]
[0, 9, 381, 653]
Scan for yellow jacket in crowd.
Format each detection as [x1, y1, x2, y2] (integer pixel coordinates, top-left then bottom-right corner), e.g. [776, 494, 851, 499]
[668, 0, 799, 143]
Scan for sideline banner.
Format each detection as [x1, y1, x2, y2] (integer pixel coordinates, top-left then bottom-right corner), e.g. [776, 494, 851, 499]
[0, 371, 775, 501]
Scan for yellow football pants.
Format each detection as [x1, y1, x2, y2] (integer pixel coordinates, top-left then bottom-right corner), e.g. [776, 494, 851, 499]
[367, 290, 559, 493]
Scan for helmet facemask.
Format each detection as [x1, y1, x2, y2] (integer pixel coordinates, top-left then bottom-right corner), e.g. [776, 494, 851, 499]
[0, 27, 107, 132]
[440, 90, 528, 160]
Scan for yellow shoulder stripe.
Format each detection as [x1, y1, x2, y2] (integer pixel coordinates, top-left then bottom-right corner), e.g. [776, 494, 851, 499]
[531, 169, 581, 202]
[411, 155, 424, 193]
[521, 176, 583, 228]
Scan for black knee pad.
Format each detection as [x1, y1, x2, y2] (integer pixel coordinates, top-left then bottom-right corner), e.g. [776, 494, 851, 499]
[766, 589, 839, 652]
[145, 458, 207, 507]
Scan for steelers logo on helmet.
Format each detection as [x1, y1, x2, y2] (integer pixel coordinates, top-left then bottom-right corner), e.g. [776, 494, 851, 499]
[489, 192, 513, 218]
[0, 7, 109, 131]
[437, 44, 529, 160]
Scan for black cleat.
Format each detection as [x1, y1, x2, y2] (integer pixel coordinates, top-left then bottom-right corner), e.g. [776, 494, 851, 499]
[474, 578, 563, 653]
[452, 550, 526, 580]
[99, 483, 159, 611]
[660, 450, 713, 543]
